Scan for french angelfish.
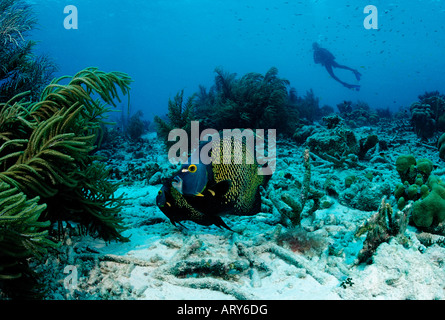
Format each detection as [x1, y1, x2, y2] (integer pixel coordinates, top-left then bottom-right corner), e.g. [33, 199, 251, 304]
[156, 179, 233, 230]
[156, 134, 271, 229]
[172, 162, 212, 197]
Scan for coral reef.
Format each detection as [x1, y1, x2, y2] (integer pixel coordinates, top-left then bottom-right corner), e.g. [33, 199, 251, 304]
[288, 88, 321, 123]
[302, 119, 383, 172]
[393, 154, 432, 206]
[193, 67, 297, 136]
[24, 108, 445, 300]
[322, 114, 343, 129]
[410, 102, 436, 139]
[340, 174, 392, 212]
[306, 126, 359, 165]
[158, 67, 330, 143]
[305, 125, 380, 170]
[97, 129, 177, 186]
[409, 91, 445, 139]
[0, 181, 57, 298]
[438, 133, 445, 161]
[393, 155, 445, 231]
[0, 0, 57, 102]
[293, 124, 318, 143]
[0, 67, 132, 297]
[2, 44, 444, 299]
[154, 90, 195, 149]
[355, 197, 412, 264]
[125, 110, 148, 141]
[411, 175, 445, 229]
[336, 100, 379, 128]
[269, 149, 323, 227]
[375, 107, 393, 120]
[357, 134, 379, 160]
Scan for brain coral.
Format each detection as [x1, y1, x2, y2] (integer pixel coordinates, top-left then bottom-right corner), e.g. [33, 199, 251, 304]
[412, 176, 445, 228]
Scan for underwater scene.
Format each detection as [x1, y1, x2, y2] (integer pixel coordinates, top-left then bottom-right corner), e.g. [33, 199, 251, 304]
[1, 0, 445, 303]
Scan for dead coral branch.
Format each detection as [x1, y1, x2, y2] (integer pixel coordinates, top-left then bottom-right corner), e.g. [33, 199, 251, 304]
[270, 148, 314, 227]
[355, 197, 413, 264]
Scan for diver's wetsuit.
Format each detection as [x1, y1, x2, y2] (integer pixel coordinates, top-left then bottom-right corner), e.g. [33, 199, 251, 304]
[313, 42, 361, 91]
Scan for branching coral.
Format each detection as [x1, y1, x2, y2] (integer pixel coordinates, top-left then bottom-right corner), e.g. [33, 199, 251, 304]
[155, 67, 297, 147]
[270, 149, 322, 227]
[194, 67, 296, 136]
[5, 68, 131, 237]
[0, 0, 35, 45]
[70, 234, 330, 299]
[0, 181, 57, 298]
[0, 67, 132, 297]
[355, 197, 412, 264]
[154, 89, 195, 149]
[0, 0, 57, 102]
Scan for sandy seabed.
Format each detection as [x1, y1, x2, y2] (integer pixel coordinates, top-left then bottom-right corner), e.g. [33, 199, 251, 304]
[33, 130, 445, 300]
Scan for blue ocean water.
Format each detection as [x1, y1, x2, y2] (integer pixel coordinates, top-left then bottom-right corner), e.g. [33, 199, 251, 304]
[31, 0, 445, 121]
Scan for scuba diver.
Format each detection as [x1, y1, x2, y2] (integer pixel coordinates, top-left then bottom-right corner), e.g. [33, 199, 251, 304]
[312, 42, 361, 91]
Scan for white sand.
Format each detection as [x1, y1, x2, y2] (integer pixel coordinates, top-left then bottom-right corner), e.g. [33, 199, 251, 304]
[37, 130, 445, 300]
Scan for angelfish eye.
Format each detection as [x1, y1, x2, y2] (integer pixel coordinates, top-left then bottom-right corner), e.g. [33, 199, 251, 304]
[188, 164, 197, 173]
[158, 190, 162, 195]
